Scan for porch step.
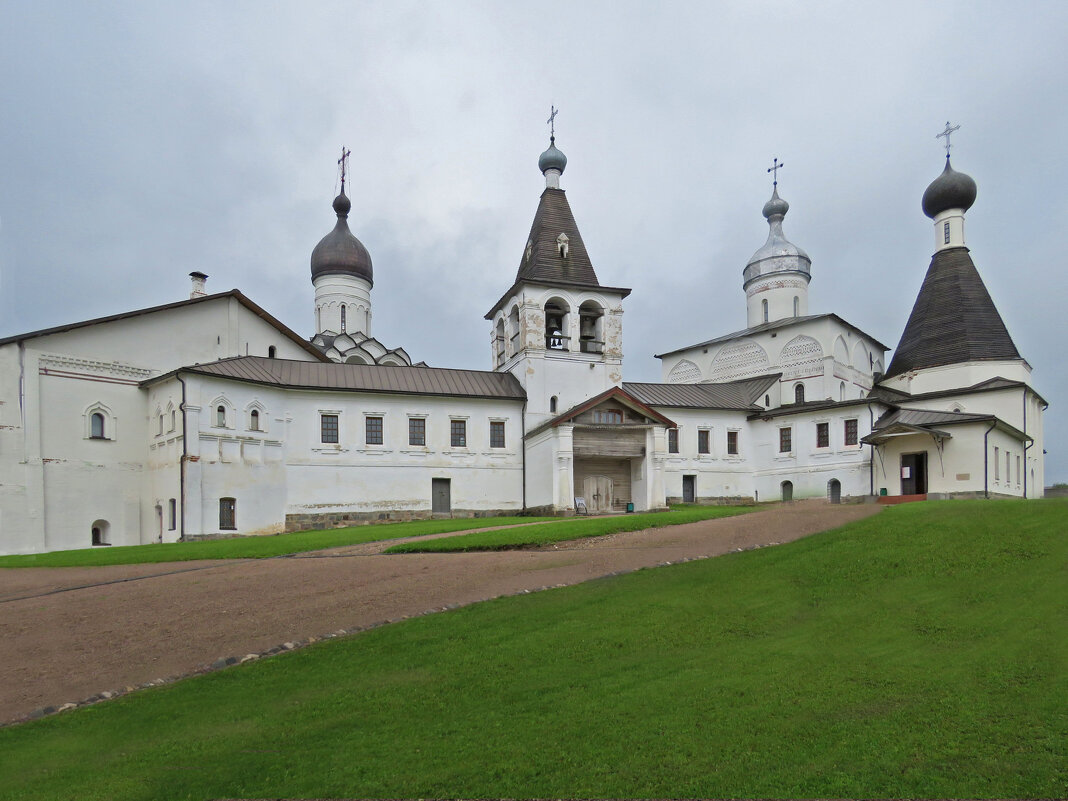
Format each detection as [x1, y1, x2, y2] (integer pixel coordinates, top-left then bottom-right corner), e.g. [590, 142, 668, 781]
[878, 493, 928, 505]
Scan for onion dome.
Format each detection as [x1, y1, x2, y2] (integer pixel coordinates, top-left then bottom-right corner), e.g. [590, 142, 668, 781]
[922, 158, 977, 218]
[538, 136, 567, 175]
[743, 187, 810, 288]
[310, 191, 373, 286]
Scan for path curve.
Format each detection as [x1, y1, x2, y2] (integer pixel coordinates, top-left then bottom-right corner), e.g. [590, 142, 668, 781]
[0, 501, 880, 724]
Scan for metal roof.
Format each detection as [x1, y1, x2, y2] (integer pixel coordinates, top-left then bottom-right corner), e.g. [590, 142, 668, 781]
[516, 188, 600, 288]
[874, 407, 993, 429]
[623, 373, 781, 410]
[884, 246, 1021, 379]
[167, 356, 526, 400]
[655, 313, 891, 359]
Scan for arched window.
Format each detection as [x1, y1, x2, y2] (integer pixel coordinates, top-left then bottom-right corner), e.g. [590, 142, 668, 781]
[216, 405, 226, 427]
[762, 299, 769, 323]
[170, 408, 177, 431]
[268, 345, 276, 358]
[840, 382, 846, 401]
[495, 318, 506, 367]
[341, 305, 347, 333]
[764, 394, 770, 407]
[544, 299, 570, 350]
[578, 300, 605, 354]
[90, 412, 106, 439]
[794, 383, 805, 404]
[508, 306, 521, 355]
[158, 413, 164, 436]
[550, 395, 558, 414]
[793, 296, 799, 317]
[250, 409, 260, 431]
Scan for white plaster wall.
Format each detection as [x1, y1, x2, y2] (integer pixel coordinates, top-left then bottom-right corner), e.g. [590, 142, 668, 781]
[879, 360, 1032, 396]
[523, 428, 557, 510]
[314, 275, 372, 335]
[658, 408, 756, 501]
[745, 274, 809, 327]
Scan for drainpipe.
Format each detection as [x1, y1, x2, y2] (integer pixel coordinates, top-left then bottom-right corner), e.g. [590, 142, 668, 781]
[521, 398, 527, 513]
[177, 373, 188, 541]
[983, 420, 997, 499]
[1022, 389, 1028, 498]
[867, 402, 875, 496]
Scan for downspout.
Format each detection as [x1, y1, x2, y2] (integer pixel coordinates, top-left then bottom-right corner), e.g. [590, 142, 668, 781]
[1022, 389, 1028, 498]
[521, 398, 527, 512]
[867, 402, 875, 496]
[983, 420, 997, 499]
[176, 373, 188, 541]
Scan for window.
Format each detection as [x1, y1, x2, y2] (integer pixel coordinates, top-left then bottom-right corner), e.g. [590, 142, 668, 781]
[764, 394, 770, 407]
[490, 421, 506, 448]
[944, 221, 951, 244]
[550, 396, 558, 414]
[158, 414, 164, 436]
[168, 498, 177, 531]
[409, 418, 426, 446]
[366, 416, 383, 445]
[219, 498, 236, 530]
[779, 427, 792, 453]
[668, 428, 679, 453]
[762, 299, 769, 323]
[697, 429, 710, 454]
[1006, 451, 1011, 484]
[794, 383, 805, 404]
[727, 430, 738, 455]
[844, 418, 858, 446]
[341, 305, 347, 333]
[816, 422, 829, 448]
[593, 409, 623, 424]
[321, 414, 339, 443]
[994, 446, 999, 480]
[90, 412, 106, 439]
[840, 381, 846, 401]
[1016, 455, 1021, 484]
[215, 405, 226, 427]
[793, 296, 799, 317]
[249, 409, 260, 431]
[268, 345, 277, 358]
[451, 419, 467, 447]
[170, 409, 177, 431]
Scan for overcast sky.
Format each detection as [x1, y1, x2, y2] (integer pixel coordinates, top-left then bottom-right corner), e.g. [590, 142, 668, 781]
[2, 1, 1066, 482]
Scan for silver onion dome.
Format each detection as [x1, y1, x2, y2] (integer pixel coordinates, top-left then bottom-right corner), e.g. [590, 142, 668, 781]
[538, 136, 567, 174]
[310, 191, 373, 286]
[921, 158, 977, 218]
[743, 187, 811, 289]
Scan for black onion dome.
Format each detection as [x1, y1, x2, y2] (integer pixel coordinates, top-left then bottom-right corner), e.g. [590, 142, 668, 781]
[310, 192, 373, 286]
[922, 159, 977, 218]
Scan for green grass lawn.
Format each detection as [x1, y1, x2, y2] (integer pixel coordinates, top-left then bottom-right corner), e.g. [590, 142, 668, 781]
[0, 516, 557, 568]
[1, 499, 1064, 800]
[385, 503, 754, 552]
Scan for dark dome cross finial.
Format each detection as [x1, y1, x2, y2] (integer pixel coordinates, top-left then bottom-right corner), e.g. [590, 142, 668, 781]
[546, 106, 559, 142]
[937, 122, 960, 160]
[767, 157, 784, 188]
[337, 146, 351, 193]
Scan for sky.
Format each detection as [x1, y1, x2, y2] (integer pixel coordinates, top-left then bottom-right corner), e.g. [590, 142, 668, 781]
[1, 1, 1066, 482]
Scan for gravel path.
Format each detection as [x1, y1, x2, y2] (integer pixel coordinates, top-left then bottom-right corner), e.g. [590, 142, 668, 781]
[0, 501, 880, 724]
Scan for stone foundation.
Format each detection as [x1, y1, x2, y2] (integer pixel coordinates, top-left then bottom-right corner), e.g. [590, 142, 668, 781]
[666, 495, 755, 506]
[284, 508, 522, 533]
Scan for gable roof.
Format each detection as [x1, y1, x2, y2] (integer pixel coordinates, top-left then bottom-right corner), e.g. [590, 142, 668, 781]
[654, 313, 891, 359]
[623, 373, 781, 411]
[0, 290, 330, 362]
[870, 375, 1048, 407]
[525, 385, 676, 439]
[154, 356, 526, 400]
[884, 246, 1022, 379]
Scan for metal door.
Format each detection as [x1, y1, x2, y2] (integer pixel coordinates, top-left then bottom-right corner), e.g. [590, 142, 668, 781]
[682, 475, 696, 503]
[432, 478, 451, 513]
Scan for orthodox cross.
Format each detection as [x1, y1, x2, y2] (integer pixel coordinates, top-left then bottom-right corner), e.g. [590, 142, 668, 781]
[547, 106, 559, 139]
[936, 122, 960, 158]
[337, 146, 352, 191]
[767, 157, 784, 188]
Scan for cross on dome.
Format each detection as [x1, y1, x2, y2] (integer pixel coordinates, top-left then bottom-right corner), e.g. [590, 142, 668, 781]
[936, 122, 960, 159]
[767, 157, 784, 187]
[547, 106, 559, 139]
[337, 146, 351, 192]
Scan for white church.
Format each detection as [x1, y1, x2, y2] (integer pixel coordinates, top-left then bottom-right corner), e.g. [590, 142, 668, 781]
[0, 130, 1047, 554]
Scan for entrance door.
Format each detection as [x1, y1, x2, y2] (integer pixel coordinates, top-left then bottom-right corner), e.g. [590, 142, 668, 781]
[682, 475, 696, 504]
[432, 478, 451, 514]
[900, 452, 928, 495]
[583, 475, 614, 513]
[828, 479, 841, 504]
[781, 480, 793, 502]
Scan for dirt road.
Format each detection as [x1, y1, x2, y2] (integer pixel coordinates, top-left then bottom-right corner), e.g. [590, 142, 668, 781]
[0, 501, 880, 724]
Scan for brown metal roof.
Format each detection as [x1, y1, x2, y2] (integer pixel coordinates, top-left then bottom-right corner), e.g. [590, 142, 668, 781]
[174, 356, 526, 400]
[655, 313, 891, 359]
[0, 291, 330, 362]
[885, 246, 1021, 379]
[623, 373, 781, 410]
[516, 188, 600, 287]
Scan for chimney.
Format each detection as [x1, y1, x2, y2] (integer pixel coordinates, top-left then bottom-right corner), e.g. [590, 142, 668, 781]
[189, 271, 208, 299]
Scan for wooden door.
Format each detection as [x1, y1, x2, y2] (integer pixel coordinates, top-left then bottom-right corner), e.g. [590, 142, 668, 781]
[432, 478, 451, 513]
[682, 475, 696, 503]
[583, 475, 614, 513]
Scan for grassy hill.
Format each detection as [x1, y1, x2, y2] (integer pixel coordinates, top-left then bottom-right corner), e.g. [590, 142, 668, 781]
[0, 499, 1064, 799]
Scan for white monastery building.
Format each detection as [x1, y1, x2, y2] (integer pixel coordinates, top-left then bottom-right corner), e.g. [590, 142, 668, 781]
[0, 129, 1048, 554]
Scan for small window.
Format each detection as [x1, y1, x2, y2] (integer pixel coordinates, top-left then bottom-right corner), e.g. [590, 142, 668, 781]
[451, 419, 467, 447]
[727, 430, 738, 455]
[550, 396, 558, 414]
[490, 421, 506, 448]
[593, 409, 623, 424]
[219, 498, 236, 530]
[840, 382, 846, 401]
[944, 221, 951, 244]
[90, 412, 106, 439]
[321, 414, 339, 444]
[816, 422, 829, 449]
[341, 305, 347, 333]
[366, 416, 383, 445]
[668, 428, 679, 454]
[170, 409, 177, 431]
[844, 419, 858, 446]
[764, 394, 770, 407]
[1006, 451, 1011, 483]
[409, 418, 426, 446]
[762, 299, 769, 323]
[779, 427, 792, 453]
[1016, 455, 1021, 484]
[697, 429, 710, 454]
[994, 446, 1000, 480]
[249, 409, 260, 431]
[215, 405, 226, 427]
[793, 296, 799, 317]
[158, 414, 164, 436]
[268, 345, 277, 358]
[168, 498, 177, 531]
[794, 384, 805, 404]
